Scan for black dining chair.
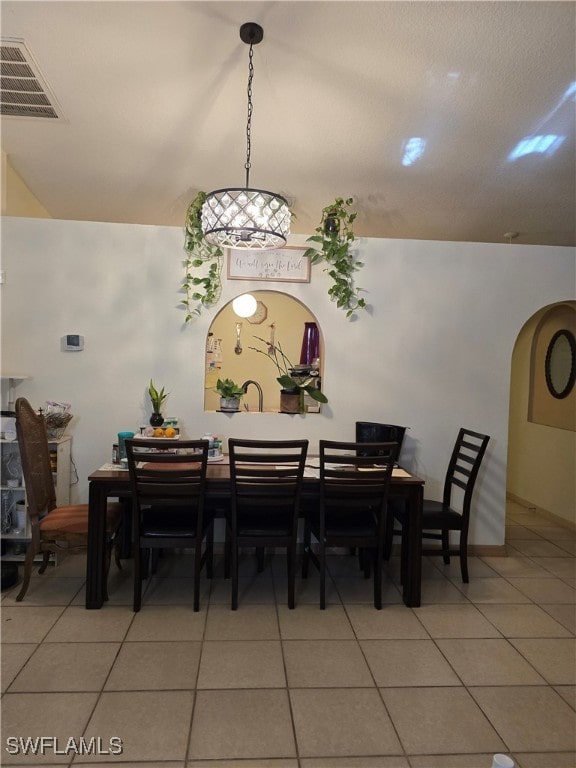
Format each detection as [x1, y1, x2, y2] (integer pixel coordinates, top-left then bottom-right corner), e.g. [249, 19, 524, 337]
[302, 440, 397, 609]
[125, 437, 212, 612]
[386, 428, 490, 582]
[355, 422, 407, 458]
[227, 438, 308, 610]
[351, 423, 406, 562]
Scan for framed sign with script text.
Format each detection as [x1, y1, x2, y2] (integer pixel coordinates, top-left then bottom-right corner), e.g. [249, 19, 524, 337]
[227, 246, 311, 283]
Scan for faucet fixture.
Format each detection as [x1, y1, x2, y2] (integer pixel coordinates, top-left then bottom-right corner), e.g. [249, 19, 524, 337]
[242, 380, 264, 412]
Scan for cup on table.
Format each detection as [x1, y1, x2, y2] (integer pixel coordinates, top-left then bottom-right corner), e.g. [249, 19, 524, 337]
[117, 431, 135, 463]
[492, 755, 515, 768]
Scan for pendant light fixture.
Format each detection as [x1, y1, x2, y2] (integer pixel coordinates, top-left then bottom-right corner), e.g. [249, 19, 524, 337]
[201, 22, 291, 250]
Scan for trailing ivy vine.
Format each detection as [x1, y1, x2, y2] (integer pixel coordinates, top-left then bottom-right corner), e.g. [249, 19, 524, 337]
[181, 191, 224, 322]
[303, 197, 366, 319]
[181, 193, 365, 322]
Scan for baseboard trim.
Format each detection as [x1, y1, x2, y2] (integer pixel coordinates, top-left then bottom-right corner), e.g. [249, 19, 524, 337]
[507, 493, 576, 533]
[158, 542, 510, 558]
[468, 544, 507, 557]
[388, 543, 508, 558]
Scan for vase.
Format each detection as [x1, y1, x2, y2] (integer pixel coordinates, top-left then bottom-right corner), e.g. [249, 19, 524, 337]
[299, 322, 320, 366]
[149, 412, 164, 427]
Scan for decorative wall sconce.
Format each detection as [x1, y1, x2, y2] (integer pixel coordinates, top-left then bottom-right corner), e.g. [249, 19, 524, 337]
[235, 322, 243, 355]
[267, 323, 276, 355]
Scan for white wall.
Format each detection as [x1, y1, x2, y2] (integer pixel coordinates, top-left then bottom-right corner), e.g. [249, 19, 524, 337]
[2, 217, 575, 545]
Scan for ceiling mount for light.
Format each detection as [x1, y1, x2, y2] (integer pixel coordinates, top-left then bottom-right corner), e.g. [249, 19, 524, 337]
[239, 21, 263, 46]
[201, 22, 291, 250]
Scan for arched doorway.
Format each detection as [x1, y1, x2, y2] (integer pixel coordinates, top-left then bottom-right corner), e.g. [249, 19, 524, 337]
[507, 301, 576, 529]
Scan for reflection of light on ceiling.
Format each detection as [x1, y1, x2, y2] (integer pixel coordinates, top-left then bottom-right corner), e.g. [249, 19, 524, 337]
[402, 137, 426, 166]
[563, 81, 576, 100]
[508, 135, 565, 161]
[508, 80, 575, 162]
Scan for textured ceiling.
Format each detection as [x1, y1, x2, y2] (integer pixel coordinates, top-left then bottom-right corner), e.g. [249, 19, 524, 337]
[1, 1, 575, 246]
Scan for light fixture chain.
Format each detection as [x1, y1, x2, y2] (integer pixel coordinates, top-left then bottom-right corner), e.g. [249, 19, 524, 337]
[245, 42, 254, 188]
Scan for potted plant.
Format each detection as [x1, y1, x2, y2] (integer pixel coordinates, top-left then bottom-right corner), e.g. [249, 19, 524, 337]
[148, 380, 169, 426]
[303, 196, 367, 319]
[249, 336, 328, 414]
[215, 378, 245, 412]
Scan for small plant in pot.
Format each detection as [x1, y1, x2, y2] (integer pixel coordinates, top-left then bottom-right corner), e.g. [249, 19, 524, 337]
[303, 196, 367, 319]
[216, 378, 245, 412]
[148, 380, 169, 426]
[249, 336, 328, 414]
[277, 371, 327, 414]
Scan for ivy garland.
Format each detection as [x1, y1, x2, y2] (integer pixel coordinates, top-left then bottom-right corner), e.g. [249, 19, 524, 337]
[181, 193, 366, 323]
[181, 192, 224, 322]
[303, 196, 366, 319]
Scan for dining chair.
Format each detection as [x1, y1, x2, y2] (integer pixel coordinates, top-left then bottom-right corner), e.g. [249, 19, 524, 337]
[14, 397, 123, 602]
[355, 422, 407, 458]
[386, 427, 490, 582]
[227, 438, 308, 610]
[302, 440, 397, 609]
[352, 423, 405, 560]
[125, 437, 212, 612]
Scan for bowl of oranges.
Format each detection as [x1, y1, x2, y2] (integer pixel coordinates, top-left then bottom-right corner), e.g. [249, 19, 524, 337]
[138, 426, 179, 439]
[156, 426, 178, 438]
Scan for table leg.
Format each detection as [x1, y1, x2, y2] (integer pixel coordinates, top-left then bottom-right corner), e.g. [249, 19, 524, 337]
[402, 484, 423, 607]
[86, 481, 107, 609]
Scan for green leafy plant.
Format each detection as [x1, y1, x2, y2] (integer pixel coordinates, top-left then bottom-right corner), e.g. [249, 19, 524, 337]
[181, 191, 224, 322]
[303, 196, 366, 319]
[249, 336, 328, 405]
[148, 380, 169, 413]
[215, 378, 245, 399]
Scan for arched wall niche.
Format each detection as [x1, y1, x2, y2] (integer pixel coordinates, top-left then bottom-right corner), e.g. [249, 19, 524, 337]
[204, 290, 324, 413]
[508, 300, 576, 527]
[528, 301, 576, 431]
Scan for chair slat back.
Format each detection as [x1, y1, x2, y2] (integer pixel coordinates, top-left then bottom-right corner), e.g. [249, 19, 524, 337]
[15, 397, 57, 519]
[320, 440, 397, 515]
[443, 428, 490, 512]
[355, 422, 406, 457]
[228, 439, 308, 515]
[125, 438, 209, 511]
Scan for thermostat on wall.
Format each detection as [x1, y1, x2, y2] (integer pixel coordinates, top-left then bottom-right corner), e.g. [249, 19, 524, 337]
[61, 335, 84, 352]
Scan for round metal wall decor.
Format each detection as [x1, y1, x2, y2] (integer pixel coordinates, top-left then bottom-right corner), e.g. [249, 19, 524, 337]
[545, 329, 576, 399]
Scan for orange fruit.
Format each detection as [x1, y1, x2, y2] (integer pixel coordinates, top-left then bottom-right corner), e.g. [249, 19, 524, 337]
[165, 427, 176, 438]
[153, 427, 164, 437]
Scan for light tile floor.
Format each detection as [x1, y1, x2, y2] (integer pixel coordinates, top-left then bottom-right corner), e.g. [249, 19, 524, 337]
[1, 501, 575, 767]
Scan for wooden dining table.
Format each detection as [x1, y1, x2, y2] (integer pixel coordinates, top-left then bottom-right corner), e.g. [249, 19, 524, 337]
[86, 458, 424, 609]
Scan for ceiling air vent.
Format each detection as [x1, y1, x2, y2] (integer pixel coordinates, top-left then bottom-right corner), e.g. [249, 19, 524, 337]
[1, 39, 60, 119]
